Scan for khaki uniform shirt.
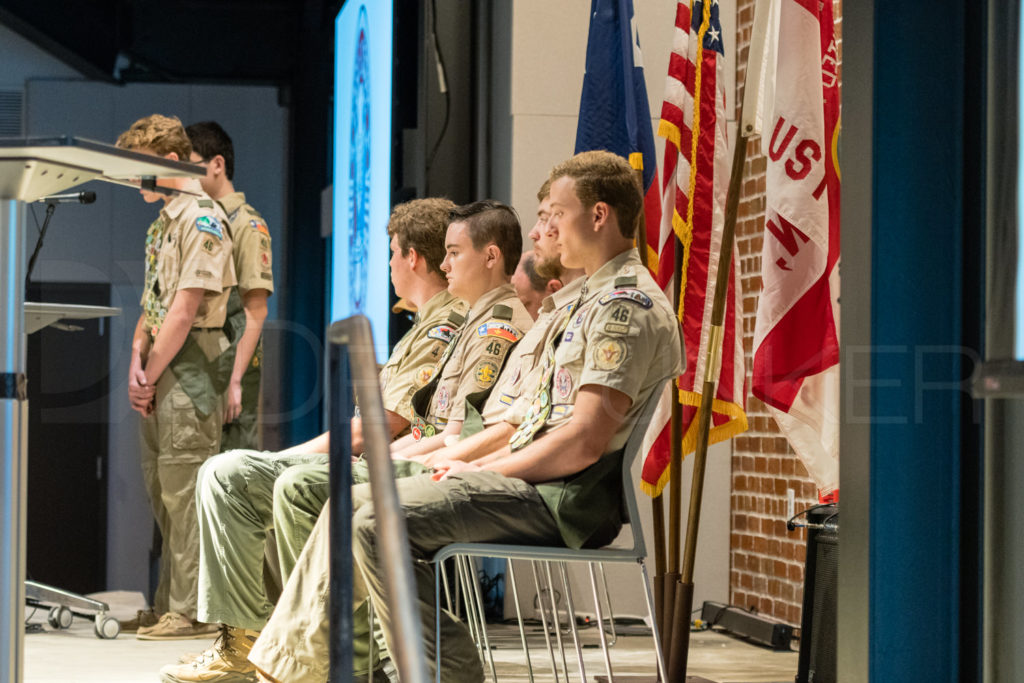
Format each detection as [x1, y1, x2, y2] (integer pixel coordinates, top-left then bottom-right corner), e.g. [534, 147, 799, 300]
[218, 192, 275, 295]
[424, 283, 533, 427]
[479, 277, 585, 426]
[379, 290, 466, 422]
[539, 249, 682, 452]
[141, 190, 236, 334]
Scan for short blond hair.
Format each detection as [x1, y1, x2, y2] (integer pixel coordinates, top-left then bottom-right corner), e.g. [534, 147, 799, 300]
[549, 151, 642, 239]
[116, 114, 192, 160]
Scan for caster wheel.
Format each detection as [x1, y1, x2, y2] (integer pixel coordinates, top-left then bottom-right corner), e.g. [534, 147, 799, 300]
[94, 615, 120, 639]
[47, 606, 73, 630]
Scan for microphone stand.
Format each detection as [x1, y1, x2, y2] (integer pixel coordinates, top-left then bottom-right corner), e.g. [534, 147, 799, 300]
[25, 202, 57, 290]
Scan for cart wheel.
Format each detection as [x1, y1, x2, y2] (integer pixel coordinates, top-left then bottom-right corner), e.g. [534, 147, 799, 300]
[47, 606, 73, 630]
[94, 615, 120, 639]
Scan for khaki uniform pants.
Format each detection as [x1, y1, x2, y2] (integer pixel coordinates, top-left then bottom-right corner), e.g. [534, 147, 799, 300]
[139, 335, 226, 619]
[249, 471, 562, 683]
[194, 449, 329, 631]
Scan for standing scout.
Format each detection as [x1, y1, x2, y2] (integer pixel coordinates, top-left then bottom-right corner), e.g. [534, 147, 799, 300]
[157, 198, 464, 683]
[117, 114, 236, 640]
[245, 151, 683, 683]
[186, 121, 274, 451]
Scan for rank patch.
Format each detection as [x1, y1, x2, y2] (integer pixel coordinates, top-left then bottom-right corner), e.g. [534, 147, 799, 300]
[414, 364, 436, 387]
[428, 324, 457, 344]
[195, 215, 224, 240]
[598, 289, 652, 309]
[555, 367, 573, 400]
[592, 338, 628, 371]
[475, 360, 499, 388]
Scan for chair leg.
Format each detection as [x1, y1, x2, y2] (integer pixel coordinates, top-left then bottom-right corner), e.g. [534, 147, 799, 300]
[557, 561, 588, 683]
[464, 556, 499, 682]
[457, 557, 486, 664]
[440, 560, 455, 614]
[506, 560, 536, 683]
[530, 561, 561, 683]
[588, 562, 615, 683]
[639, 559, 669, 683]
[543, 561, 571, 680]
[597, 562, 618, 646]
[435, 565, 443, 683]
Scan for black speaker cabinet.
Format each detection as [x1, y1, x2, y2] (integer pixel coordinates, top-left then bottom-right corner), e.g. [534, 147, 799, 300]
[796, 505, 838, 683]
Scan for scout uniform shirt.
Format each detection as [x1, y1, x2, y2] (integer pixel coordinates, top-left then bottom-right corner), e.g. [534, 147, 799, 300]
[519, 249, 682, 549]
[478, 276, 586, 427]
[411, 283, 533, 437]
[379, 290, 466, 423]
[219, 192, 274, 297]
[141, 192, 236, 337]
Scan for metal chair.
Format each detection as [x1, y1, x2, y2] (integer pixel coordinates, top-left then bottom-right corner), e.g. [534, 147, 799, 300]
[430, 378, 670, 682]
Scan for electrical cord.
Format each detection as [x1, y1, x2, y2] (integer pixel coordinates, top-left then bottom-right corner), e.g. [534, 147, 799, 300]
[424, 0, 450, 182]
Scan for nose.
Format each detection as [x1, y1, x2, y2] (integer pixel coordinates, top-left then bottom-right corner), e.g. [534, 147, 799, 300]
[440, 255, 451, 272]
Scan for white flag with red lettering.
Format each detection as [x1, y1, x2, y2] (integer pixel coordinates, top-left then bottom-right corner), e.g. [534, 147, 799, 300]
[752, 0, 840, 496]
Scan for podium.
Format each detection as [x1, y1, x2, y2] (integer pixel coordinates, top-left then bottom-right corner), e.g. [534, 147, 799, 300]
[0, 137, 203, 683]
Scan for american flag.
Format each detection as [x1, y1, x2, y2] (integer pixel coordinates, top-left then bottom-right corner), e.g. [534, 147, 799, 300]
[640, 0, 748, 496]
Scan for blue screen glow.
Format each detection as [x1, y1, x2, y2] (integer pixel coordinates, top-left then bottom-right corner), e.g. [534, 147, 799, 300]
[332, 0, 394, 362]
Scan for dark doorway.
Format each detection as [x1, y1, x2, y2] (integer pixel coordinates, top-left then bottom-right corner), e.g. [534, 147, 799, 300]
[26, 282, 111, 594]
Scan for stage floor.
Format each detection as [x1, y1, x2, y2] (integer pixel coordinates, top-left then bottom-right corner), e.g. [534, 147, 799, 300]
[23, 591, 799, 682]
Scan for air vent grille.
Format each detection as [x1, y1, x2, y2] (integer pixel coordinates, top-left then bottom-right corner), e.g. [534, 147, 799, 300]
[0, 90, 25, 137]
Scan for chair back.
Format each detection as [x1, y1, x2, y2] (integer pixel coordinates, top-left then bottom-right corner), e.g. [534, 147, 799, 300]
[616, 376, 671, 559]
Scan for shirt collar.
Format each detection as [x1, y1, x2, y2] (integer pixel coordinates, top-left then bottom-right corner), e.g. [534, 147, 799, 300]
[218, 191, 247, 216]
[465, 283, 516, 325]
[417, 289, 459, 323]
[542, 275, 586, 313]
[583, 249, 642, 299]
[160, 181, 207, 221]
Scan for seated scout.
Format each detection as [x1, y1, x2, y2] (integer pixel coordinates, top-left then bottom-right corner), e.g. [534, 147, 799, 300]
[244, 150, 684, 683]
[156, 198, 462, 681]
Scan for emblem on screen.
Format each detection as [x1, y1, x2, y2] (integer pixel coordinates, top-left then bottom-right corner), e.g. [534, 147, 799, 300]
[349, 5, 371, 312]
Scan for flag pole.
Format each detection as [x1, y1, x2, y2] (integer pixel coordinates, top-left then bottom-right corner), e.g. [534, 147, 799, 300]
[666, 74, 754, 683]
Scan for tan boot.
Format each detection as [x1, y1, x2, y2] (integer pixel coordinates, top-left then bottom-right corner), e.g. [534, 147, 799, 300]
[137, 611, 219, 640]
[120, 608, 160, 633]
[159, 625, 260, 683]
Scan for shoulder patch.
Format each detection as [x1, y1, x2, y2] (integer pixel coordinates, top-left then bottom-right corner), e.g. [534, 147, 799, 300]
[598, 288, 653, 309]
[427, 324, 457, 344]
[477, 320, 522, 343]
[195, 215, 224, 240]
[249, 219, 271, 236]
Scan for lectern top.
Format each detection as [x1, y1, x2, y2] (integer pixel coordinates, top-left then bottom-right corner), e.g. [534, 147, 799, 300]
[0, 135, 204, 201]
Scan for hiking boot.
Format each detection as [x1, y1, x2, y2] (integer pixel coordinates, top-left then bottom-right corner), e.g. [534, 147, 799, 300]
[138, 611, 220, 640]
[159, 625, 260, 683]
[120, 608, 160, 633]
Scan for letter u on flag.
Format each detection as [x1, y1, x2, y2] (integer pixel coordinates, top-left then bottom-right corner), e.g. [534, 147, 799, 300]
[640, 0, 748, 497]
[752, 0, 841, 496]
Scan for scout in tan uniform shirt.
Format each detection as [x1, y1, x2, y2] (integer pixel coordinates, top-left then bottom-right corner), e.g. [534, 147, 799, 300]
[391, 199, 532, 461]
[117, 114, 237, 641]
[187, 120, 275, 451]
[158, 198, 462, 682]
[246, 152, 683, 683]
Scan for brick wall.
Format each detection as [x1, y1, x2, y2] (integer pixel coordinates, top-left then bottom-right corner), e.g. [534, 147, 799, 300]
[728, 0, 842, 627]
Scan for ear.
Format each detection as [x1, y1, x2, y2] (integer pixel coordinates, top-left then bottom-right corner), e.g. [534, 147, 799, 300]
[165, 151, 179, 162]
[210, 154, 226, 176]
[405, 246, 421, 270]
[592, 201, 611, 232]
[484, 244, 501, 269]
[546, 279, 563, 295]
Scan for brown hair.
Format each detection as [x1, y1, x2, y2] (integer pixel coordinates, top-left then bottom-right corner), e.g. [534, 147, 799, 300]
[520, 252, 549, 293]
[116, 114, 193, 160]
[387, 197, 456, 278]
[549, 150, 642, 239]
[536, 178, 552, 202]
[447, 200, 523, 277]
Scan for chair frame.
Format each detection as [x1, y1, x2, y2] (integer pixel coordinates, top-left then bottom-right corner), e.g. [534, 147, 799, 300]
[429, 377, 670, 682]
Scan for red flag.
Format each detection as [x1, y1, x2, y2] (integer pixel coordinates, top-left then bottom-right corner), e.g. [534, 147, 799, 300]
[752, 0, 840, 496]
[641, 0, 748, 497]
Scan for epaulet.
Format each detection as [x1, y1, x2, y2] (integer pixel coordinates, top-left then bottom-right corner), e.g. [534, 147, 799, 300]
[447, 310, 466, 327]
[197, 199, 215, 209]
[614, 274, 637, 288]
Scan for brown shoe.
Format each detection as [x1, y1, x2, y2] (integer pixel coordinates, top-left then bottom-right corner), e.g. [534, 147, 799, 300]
[137, 611, 220, 640]
[120, 608, 160, 633]
[159, 625, 260, 682]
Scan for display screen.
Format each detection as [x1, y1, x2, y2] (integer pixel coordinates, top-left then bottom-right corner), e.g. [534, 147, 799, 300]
[331, 0, 394, 362]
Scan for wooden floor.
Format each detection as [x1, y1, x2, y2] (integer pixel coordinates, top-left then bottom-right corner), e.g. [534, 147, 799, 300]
[23, 592, 798, 683]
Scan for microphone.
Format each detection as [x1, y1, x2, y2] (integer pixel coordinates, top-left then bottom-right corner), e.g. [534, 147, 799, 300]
[36, 191, 97, 204]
